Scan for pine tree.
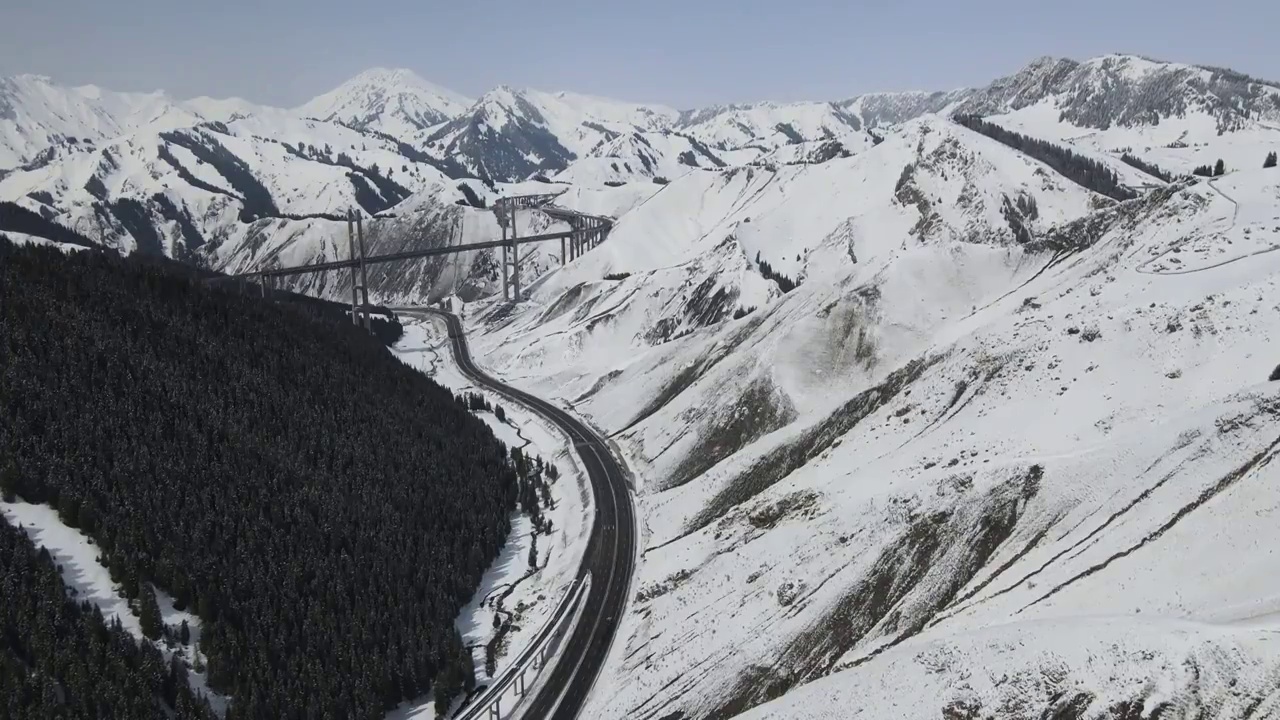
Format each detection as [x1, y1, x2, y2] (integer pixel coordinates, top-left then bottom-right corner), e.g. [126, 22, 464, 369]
[140, 583, 164, 640]
[528, 534, 538, 570]
[495, 405, 506, 422]
[1266, 151, 1278, 169]
[179, 619, 191, 645]
[0, 457, 17, 502]
[1214, 158, 1226, 177]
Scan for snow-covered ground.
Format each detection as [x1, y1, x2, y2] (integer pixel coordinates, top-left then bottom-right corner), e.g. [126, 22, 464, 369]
[1, 500, 230, 714]
[388, 318, 593, 719]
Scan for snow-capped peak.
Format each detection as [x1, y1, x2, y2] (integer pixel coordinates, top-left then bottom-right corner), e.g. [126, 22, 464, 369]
[296, 67, 473, 138]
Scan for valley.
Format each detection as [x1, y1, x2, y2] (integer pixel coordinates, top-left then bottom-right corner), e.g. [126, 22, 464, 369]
[4, 47, 1280, 720]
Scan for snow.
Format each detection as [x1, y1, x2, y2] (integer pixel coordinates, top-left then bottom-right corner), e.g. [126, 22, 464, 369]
[0, 231, 92, 252]
[1, 499, 229, 714]
[736, 617, 1280, 720]
[388, 318, 593, 718]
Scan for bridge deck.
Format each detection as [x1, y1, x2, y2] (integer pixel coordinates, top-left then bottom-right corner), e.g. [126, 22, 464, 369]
[220, 228, 590, 281]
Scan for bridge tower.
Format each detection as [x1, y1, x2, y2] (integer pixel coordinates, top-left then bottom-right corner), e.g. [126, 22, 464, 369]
[346, 209, 372, 333]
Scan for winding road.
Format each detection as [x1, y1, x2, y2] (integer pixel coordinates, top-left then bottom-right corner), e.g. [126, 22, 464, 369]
[406, 308, 636, 720]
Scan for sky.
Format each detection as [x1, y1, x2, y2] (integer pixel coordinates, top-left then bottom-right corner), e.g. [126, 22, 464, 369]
[3, 0, 1278, 108]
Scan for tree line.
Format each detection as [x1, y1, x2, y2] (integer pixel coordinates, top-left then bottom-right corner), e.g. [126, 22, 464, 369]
[1119, 153, 1177, 183]
[755, 251, 798, 293]
[0, 238, 543, 719]
[953, 115, 1137, 201]
[1192, 159, 1226, 177]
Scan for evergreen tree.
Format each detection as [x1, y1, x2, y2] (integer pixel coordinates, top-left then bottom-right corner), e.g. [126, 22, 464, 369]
[139, 583, 163, 640]
[495, 405, 506, 422]
[1266, 151, 1278, 169]
[179, 619, 191, 645]
[1214, 158, 1226, 177]
[0, 457, 17, 503]
[528, 534, 538, 570]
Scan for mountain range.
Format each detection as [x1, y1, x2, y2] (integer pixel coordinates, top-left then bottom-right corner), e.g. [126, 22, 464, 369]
[5, 50, 1280, 720]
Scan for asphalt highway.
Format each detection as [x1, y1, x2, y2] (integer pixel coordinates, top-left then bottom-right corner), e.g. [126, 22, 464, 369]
[410, 309, 636, 720]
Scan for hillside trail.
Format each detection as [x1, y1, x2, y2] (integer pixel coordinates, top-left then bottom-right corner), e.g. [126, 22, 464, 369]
[1135, 177, 1280, 276]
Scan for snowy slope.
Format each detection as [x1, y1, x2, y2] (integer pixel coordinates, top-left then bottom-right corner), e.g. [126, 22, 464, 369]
[297, 68, 472, 139]
[676, 101, 872, 153]
[554, 131, 726, 185]
[441, 118, 1280, 719]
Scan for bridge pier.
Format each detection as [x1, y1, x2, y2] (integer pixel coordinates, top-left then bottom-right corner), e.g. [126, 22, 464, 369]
[500, 222, 510, 302]
[561, 236, 566, 265]
[511, 240, 520, 302]
[510, 203, 521, 302]
[356, 213, 371, 333]
[346, 212, 359, 326]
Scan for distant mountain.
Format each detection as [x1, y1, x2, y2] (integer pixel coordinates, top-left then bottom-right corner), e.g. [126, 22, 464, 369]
[554, 131, 726, 185]
[5, 51, 1280, 295]
[952, 54, 1280, 131]
[0, 75, 199, 169]
[422, 86, 677, 182]
[296, 68, 473, 139]
[675, 101, 868, 151]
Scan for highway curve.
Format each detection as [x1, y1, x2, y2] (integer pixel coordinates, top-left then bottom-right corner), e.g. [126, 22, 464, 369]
[409, 309, 636, 720]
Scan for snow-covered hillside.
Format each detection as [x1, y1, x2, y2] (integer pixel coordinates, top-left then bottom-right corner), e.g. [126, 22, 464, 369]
[554, 131, 726, 185]
[440, 114, 1280, 718]
[676, 101, 872, 153]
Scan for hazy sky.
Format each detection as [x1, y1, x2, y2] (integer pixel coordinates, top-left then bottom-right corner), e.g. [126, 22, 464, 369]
[3, 0, 1277, 108]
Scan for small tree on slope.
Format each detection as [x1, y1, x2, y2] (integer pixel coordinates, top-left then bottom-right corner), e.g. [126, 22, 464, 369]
[140, 583, 164, 640]
[1266, 151, 1278, 169]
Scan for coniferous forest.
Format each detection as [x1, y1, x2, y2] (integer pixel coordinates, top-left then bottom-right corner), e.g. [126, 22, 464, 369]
[1, 518, 218, 720]
[953, 115, 1138, 201]
[0, 238, 530, 719]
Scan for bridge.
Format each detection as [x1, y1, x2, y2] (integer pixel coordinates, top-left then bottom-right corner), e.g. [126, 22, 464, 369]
[214, 192, 613, 328]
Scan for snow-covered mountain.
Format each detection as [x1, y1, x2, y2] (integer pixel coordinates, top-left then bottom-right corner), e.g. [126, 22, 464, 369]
[972, 55, 1280, 177]
[296, 67, 472, 139]
[442, 114, 1280, 719]
[421, 86, 678, 182]
[1, 75, 194, 170]
[0, 114, 469, 276]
